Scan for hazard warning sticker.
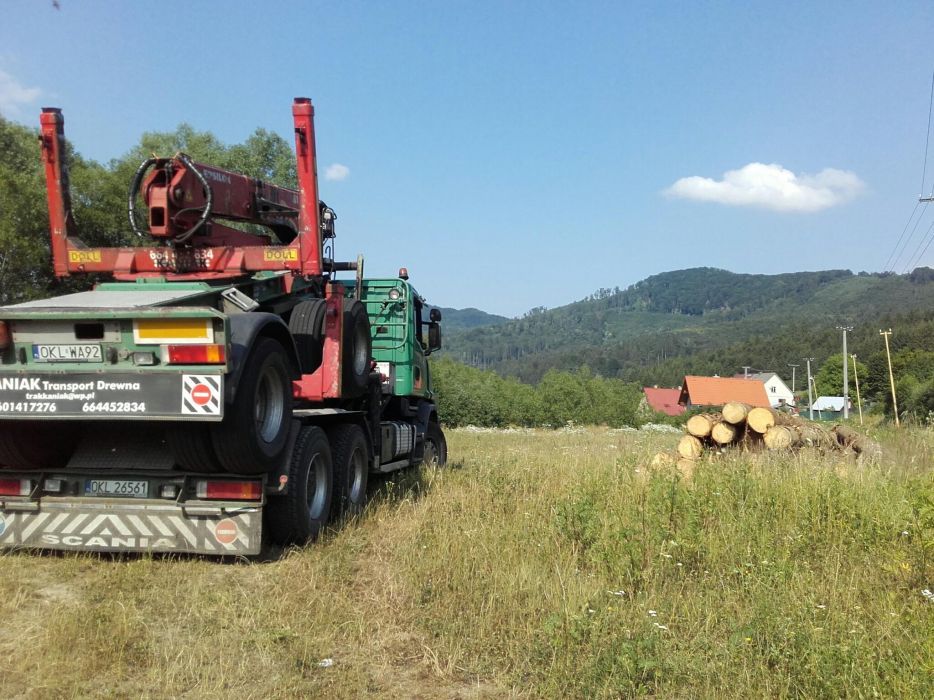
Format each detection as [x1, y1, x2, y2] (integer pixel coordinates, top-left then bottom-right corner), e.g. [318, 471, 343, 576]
[182, 375, 222, 415]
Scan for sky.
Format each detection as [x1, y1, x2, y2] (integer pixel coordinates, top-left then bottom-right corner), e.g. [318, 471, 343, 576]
[2, 1, 934, 317]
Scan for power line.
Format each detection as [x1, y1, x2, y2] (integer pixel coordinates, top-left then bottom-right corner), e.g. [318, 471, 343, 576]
[902, 217, 934, 272]
[889, 203, 929, 272]
[883, 200, 921, 271]
[922, 70, 934, 198]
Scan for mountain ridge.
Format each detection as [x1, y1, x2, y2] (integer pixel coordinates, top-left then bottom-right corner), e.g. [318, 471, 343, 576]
[438, 266, 934, 386]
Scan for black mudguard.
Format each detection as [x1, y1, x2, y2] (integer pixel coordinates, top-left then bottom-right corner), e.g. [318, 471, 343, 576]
[225, 313, 301, 404]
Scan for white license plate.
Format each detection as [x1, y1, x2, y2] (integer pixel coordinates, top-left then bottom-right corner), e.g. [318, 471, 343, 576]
[84, 479, 149, 498]
[33, 344, 102, 363]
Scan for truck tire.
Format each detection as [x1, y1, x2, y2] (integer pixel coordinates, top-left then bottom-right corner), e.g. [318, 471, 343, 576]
[327, 423, 369, 517]
[0, 422, 77, 470]
[265, 425, 333, 544]
[423, 421, 447, 467]
[342, 299, 372, 396]
[165, 424, 222, 473]
[288, 299, 327, 374]
[212, 337, 292, 475]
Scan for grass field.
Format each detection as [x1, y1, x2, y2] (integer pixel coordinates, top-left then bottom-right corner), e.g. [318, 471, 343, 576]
[1, 426, 932, 698]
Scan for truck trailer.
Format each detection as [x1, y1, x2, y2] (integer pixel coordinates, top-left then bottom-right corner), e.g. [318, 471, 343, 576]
[0, 98, 446, 556]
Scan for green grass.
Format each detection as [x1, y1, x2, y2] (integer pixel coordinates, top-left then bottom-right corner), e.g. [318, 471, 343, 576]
[0, 427, 932, 698]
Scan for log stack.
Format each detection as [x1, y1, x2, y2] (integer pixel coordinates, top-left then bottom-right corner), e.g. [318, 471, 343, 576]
[671, 404, 882, 462]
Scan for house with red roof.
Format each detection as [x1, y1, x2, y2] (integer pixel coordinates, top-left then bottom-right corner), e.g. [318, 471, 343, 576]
[678, 375, 771, 409]
[642, 387, 685, 417]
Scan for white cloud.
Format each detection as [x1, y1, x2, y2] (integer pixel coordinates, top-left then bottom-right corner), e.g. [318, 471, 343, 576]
[665, 162, 865, 212]
[0, 69, 41, 116]
[324, 163, 350, 181]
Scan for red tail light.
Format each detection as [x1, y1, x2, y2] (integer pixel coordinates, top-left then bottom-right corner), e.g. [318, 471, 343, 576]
[0, 478, 32, 496]
[195, 480, 262, 501]
[0, 321, 10, 350]
[165, 344, 226, 364]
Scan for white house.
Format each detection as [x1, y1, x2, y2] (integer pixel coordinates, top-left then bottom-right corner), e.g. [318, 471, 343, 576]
[742, 372, 795, 408]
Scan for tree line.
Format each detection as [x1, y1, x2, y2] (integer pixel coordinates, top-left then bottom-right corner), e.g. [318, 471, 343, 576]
[430, 357, 652, 428]
[0, 113, 296, 305]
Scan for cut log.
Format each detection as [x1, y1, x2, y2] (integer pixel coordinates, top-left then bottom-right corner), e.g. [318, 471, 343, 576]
[651, 451, 677, 468]
[831, 425, 883, 459]
[721, 402, 752, 425]
[747, 407, 777, 433]
[677, 458, 697, 478]
[763, 425, 801, 451]
[710, 421, 738, 445]
[798, 423, 835, 451]
[677, 435, 705, 460]
[686, 413, 719, 438]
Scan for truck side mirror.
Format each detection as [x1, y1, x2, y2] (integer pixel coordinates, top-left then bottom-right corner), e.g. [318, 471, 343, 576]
[429, 308, 442, 323]
[427, 322, 441, 353]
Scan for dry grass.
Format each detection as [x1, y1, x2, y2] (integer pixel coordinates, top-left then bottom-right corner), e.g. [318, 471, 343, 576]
[0, 426, 932, 698]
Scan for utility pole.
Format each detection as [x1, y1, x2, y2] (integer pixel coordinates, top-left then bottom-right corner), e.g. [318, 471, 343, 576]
[880, 329, 900, 427]
[804, 357, 815, 420]
[787, 363, 799, 393]
[850, 354, 863, 426]
[836, 326, 853, 419]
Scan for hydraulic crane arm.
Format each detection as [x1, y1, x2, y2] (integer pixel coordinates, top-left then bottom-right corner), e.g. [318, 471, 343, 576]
[39, 98, 334, 281]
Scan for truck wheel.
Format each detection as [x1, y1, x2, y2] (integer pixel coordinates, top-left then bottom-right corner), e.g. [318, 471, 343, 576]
[165, 424, 221, 473]
[212, 337, 292, 475]
[0, 422, 77, 469]
[327, 423, 369, 517]
[423, 421, 447, 467]
[265, 426, 333, 545]
[342, 300, 372, 396]
[288, 299, 326, 374]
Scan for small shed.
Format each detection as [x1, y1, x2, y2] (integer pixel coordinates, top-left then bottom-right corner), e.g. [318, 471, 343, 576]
[810, 396, 851, 420]
[679, 375, 771, 409]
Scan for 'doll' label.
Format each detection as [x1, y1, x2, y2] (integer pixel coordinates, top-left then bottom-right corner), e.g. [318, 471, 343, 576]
[0, 373, 223, 419]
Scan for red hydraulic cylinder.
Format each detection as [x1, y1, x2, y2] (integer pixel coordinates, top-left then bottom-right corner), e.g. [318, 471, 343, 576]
[39, 108, 76, 278]
[291, 98, 323, 278]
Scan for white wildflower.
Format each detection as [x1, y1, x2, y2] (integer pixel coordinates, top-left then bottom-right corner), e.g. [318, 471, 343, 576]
[318, 658, 334, 668]
[648, 610, 657, 617]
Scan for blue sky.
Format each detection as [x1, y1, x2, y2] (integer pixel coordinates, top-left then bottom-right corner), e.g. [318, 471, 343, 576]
[2, 1, 934, 316]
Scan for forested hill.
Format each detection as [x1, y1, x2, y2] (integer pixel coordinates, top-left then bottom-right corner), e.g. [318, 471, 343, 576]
[440, 267, 934, 386]
[429, 307, 509, 330]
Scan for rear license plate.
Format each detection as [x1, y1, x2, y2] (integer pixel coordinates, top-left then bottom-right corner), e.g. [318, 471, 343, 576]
[84, 479, 149, 498]
[33, 344, 102, 363]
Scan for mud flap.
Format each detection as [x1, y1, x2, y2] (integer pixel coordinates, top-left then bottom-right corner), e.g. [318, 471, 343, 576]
[0, 502, 261, 555]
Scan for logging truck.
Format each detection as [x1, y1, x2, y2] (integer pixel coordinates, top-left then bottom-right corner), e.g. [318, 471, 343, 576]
[0, 98, 446, 556]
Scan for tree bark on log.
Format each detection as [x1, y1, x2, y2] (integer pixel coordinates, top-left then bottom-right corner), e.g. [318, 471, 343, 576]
[831, 425, 883, 459]
[798, 424, 835, 451]
[721, 402, 752, 425]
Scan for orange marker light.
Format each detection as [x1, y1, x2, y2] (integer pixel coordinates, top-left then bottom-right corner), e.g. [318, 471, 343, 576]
[166, 344, 226, 364]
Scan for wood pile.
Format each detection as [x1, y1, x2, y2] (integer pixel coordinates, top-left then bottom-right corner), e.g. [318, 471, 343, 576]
[672, 401, 882, 462]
